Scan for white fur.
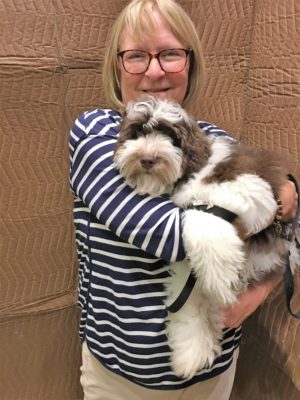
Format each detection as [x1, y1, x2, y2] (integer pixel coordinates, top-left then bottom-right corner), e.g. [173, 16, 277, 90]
[175, 173, 277, 235]
[163, 209, 246, 377]
[166, 268, 225, 378]
[127, 97, 192, 127]
[114, 132, 183, 196]
[172, 138, 278, 235]
[182, 210, 245, 304]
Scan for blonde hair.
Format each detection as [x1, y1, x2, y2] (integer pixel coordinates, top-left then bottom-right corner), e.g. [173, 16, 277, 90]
[102, 0, 205, 110]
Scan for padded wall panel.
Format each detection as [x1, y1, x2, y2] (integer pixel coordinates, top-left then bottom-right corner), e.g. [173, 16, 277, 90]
[0, 1, 299, 399]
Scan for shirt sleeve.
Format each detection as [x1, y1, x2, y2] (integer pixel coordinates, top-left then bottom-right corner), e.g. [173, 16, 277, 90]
[69, 109, 186, 262]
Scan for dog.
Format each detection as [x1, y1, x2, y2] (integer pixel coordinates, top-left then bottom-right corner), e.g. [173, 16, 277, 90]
[113, 96, 300, 379]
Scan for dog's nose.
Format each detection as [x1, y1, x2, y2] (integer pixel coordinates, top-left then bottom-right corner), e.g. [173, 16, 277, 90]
[140, 157, 155, 170]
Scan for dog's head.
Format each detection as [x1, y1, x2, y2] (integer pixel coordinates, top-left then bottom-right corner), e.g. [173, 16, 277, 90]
[114, 96, 211, 196]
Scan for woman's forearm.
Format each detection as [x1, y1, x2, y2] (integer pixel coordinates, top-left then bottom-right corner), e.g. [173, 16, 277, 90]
[221, 273, 282, 328]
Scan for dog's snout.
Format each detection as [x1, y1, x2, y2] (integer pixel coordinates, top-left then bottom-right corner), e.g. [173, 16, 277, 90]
[140, 157, 156, 170]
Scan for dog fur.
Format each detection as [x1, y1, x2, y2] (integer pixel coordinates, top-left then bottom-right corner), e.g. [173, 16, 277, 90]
[113, 96, 299, 379]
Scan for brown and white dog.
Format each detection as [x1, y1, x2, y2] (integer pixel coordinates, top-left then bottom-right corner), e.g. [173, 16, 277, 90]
[113, 96, 299, 379]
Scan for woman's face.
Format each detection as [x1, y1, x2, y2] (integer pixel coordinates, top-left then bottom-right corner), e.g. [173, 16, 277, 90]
[118, 11, 190, 106]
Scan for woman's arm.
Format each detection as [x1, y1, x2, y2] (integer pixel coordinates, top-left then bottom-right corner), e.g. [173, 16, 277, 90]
[280, 179, 298, 221]
[70, 109, 186, 262]
[221, 274, 282, 328]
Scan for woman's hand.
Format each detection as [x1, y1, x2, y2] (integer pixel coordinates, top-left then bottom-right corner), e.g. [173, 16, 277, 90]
[279, 179, 298, 222]
[220, 274, 282, 328]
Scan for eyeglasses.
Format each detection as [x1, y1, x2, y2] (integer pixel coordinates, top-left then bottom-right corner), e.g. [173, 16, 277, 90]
[117, 48, 192, 75]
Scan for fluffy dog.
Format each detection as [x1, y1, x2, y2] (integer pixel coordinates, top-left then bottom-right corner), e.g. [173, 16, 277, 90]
[113, 96, 299, 379]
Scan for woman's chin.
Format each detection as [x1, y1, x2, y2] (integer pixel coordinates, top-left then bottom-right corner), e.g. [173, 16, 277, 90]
[143, 90, 185, 105]
[143, 90, 170, 100]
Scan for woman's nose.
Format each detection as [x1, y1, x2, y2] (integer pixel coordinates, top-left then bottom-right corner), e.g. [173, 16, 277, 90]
[145, 58, 165, 78]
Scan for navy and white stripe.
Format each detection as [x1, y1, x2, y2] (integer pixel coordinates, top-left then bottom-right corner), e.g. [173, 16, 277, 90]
[69, 108, 241, 390]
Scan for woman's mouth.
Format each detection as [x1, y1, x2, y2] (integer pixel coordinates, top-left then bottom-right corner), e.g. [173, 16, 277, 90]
[143, 88, 169, 95]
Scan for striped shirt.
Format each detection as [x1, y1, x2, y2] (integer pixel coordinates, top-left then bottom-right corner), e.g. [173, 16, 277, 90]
[69, 108, 241, 390]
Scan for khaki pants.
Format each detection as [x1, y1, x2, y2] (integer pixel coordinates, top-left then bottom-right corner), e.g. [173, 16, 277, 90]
[80, 342, 238, 400]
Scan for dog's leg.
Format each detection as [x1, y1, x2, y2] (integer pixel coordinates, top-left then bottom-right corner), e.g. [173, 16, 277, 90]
[198, 175, 278, 236]
[182, 209, 245, 305]
[167, 287, 224, 379]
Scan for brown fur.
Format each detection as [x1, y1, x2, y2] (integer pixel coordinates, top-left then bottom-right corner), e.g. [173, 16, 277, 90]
[203, 142, 289, 198]
[164, 119, 212, 183]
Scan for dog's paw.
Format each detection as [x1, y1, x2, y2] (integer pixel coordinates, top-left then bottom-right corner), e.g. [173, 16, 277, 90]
[182, 209, 245, 305]
[207, 175, 278, 235]
[168, 306, 223, 379]
[171, 338, 221, 379]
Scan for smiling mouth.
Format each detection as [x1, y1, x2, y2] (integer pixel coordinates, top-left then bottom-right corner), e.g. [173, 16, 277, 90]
[143, 88, 169, 93]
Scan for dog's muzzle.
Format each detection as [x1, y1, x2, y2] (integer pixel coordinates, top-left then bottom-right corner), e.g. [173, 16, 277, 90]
[140, 157, 156, 170]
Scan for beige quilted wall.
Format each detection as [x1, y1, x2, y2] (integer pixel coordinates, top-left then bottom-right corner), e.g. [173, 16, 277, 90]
[0, 0, 299, 399]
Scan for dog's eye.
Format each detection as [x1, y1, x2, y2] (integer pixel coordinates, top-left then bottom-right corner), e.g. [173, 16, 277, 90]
[171, 135, 181, 147]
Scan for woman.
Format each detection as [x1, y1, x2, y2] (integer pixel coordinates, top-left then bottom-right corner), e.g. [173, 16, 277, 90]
[69, 1, 297, 399]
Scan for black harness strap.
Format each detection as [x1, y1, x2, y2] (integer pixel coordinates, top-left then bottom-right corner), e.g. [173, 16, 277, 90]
[190, 204, 238, 223]
[167, 271, 197, 313]
[167, 205, 237, 313]
[283, 174, 300, 319]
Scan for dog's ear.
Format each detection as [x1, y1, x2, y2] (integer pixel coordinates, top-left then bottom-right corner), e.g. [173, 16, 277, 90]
[117, 100, 151, 139]
[114, 100, 154, 157]
[178, 119, 211, 180]
[114, 118, 141, 154]
[125, 97, 155, 126]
